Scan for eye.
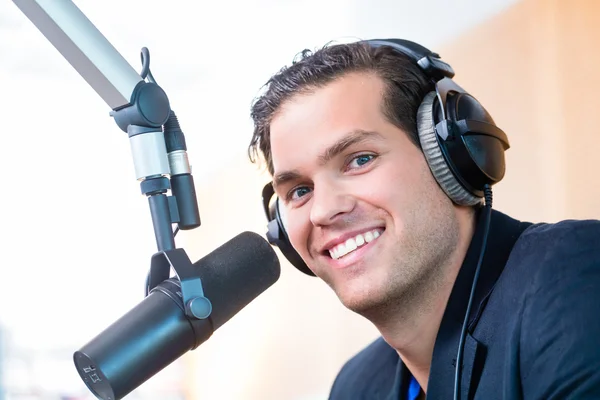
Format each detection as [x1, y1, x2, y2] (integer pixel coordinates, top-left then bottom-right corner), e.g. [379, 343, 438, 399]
[288, 186, 312, 202]
[347, 154, 376, 170]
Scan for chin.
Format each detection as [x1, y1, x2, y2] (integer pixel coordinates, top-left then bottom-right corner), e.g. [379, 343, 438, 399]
[332, 274, 390, 316]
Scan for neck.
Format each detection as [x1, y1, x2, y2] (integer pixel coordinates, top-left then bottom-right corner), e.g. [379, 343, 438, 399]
[370, 208, 476, 392]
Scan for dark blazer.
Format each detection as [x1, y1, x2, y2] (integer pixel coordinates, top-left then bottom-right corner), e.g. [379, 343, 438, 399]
[328, 209, 600, 399]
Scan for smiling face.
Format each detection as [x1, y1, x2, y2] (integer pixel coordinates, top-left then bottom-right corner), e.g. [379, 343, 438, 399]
[270, 72, 462, 316]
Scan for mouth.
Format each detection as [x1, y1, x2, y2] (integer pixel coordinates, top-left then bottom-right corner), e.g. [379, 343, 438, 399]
[325, 228, 385, 260]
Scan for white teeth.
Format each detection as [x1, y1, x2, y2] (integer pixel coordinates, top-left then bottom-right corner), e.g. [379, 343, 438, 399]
[333, 245, 343, 259]
[328, 229, 382, 260]
[355, 235, 365, 246]
[345, 238, 357, 252]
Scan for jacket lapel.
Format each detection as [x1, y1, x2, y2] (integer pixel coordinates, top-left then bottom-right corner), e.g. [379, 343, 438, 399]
[426, 209, 531, 399]
[461, 334, 483, 400]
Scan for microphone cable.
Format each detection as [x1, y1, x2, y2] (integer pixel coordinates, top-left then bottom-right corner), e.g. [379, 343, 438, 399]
[453, 184, 493, 400]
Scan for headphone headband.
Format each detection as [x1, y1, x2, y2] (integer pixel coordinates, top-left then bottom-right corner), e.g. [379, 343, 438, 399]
[365, 38, 456, 82]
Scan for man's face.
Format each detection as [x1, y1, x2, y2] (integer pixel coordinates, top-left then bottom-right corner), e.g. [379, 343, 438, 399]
[269, 72, 460, 315]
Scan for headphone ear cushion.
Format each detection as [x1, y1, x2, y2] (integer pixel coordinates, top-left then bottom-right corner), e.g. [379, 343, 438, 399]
[271, 200, 316, 277]
[417, 91, 482, 206]
[277, 199, 289, 234]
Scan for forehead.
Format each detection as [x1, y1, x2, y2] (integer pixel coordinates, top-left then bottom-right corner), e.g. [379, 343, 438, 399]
[269, 72, 387, 174]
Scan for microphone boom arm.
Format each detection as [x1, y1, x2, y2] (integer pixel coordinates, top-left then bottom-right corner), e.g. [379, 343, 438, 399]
[12, 0, 202, 271]
[12, 0, 142, 110]
[12, 0, 210, 346]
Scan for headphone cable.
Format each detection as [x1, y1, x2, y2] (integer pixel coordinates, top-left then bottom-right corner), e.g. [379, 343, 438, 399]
[453, 184, 493, 400]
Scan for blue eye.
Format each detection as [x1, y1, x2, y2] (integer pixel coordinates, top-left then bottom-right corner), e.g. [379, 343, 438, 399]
[290, 186, 311, 200]
[348, 154, 375, 169]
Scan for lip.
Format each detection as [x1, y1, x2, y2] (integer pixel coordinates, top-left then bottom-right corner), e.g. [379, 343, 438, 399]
[323, 230, 384, 270]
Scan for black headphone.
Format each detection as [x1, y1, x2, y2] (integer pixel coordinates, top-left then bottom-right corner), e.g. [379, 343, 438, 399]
[261, 38, 510, 277]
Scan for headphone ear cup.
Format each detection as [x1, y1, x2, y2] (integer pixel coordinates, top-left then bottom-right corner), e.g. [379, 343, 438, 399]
[266, 199, 315, 277]
[417, 91, 482, 206]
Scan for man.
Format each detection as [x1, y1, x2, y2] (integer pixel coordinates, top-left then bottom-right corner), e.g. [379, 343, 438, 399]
[247, 39, 600, 399]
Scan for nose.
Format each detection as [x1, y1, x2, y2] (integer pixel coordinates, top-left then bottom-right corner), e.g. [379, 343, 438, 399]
[309, 182, 356, 227]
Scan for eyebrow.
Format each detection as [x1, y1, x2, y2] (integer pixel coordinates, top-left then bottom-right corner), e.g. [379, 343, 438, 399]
[317, 129, 383, 165]
[272, 129, 383, 191]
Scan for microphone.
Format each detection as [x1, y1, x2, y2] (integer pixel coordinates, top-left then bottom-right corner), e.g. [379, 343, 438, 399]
[73, 231, 281, 400]
[9, 3, 281, 398]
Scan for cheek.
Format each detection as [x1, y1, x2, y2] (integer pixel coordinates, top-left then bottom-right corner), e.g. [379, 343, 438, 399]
[355, 159, 433, 223]
[284, 208, 313, 257]
[359, 164, 417, 207]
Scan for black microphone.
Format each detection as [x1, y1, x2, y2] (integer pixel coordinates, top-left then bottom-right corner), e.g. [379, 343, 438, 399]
[73, 231, 281, 400]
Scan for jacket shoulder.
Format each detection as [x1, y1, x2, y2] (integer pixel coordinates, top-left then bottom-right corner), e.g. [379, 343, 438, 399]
[510, 218, 600, 398]
[513, 217, 600, 283]
[518, 217, 600, 244]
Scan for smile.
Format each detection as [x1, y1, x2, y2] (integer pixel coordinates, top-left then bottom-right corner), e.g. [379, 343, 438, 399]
[328, 229, 383, 260]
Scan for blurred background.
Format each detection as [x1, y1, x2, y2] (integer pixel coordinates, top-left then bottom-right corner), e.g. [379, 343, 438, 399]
[0, 0, 598, 399]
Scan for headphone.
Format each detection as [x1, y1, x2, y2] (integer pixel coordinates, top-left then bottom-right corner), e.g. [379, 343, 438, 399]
[261, 38, 510, 277]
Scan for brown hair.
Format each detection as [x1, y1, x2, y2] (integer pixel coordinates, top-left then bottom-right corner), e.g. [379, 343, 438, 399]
[248, 41, 433, 174]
